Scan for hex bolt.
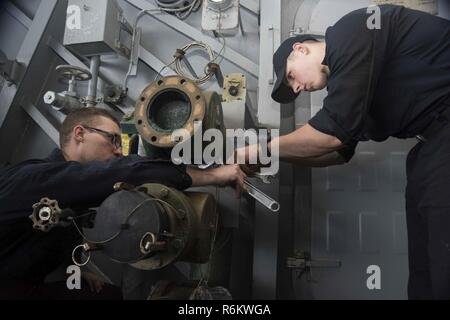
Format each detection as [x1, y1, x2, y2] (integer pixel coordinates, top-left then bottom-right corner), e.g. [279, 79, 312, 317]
[160, 188, 169, 198]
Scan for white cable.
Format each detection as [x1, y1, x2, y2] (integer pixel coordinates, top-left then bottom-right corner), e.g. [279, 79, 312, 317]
[153, 58, 176, 82]
[174, 42, 216, 84]
[154, 34, 226, 84]
[210, 7, 226, 65]
[171, 7, 226, 84]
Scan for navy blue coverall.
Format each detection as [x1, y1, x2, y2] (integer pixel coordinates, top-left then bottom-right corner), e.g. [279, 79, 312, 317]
[0, 148, 192, 289]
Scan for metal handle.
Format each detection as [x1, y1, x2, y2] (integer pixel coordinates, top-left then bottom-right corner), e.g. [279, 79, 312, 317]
[268, 24, 275, 85]
[244, 179, 280, 213]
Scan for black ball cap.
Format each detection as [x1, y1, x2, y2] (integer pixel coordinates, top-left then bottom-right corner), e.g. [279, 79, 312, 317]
[271, 34, 319, 104]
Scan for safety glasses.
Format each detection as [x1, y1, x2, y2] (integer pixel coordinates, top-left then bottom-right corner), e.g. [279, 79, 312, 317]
[82, 125, 122, 149]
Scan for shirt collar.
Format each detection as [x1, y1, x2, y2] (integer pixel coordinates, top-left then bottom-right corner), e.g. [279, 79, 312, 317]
[321, 29, 330, 66]
[45, 148, 66, 162]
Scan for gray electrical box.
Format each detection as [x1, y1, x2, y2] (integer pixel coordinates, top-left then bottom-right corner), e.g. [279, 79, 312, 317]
[201, 0, 240, 34]
[63, 0, 130, 57]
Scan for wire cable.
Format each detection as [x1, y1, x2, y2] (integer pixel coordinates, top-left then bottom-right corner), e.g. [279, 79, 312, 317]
[124, 0, 226, 87]
[172, 7, 226, 84]
[156, 0, 203, 20]
[123, 0, 203, 89]
[154, 33, 226, 84]
[174, 42, 216, 84]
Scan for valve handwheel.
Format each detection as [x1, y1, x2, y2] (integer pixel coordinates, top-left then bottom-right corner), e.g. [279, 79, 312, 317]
[56, 65, 92, 81]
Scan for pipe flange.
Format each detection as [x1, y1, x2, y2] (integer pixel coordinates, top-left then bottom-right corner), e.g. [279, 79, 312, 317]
[130, 183, 197, 270]
[134, 76, 206, 148]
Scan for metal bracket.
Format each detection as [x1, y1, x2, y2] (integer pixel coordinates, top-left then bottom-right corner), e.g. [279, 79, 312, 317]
[103, 85, 127, 104]
[287, 252, 341, 283]
[207, 62, 224, 88]
[257, 0, 281, 128]
[0, 0, 59, 129]
[289, 29, 326, 38]
[0, 59, 25, 86]
[115, 39, 131, 59]
[128, 27, 142, 75]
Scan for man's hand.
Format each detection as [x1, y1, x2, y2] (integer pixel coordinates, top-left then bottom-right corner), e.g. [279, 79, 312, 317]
[187, 164, 247, 198]
[234, 144, 260, 164]
[233, 144, 270, 175]
[210, 164, 247, 198]
[234, 125, 346, 167]
[81, 271, 104, 293]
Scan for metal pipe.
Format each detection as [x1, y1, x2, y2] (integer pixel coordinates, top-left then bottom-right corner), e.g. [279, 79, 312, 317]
[207, 62, 224, 88]
[44, 91, 83, 114]
[238, 10, 246, 37]
[68, 76, 76, 93]
[87, 55, 100, 107]
[244, 179, 280, 213]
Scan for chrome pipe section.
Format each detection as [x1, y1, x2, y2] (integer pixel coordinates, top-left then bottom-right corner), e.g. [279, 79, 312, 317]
[87, 55, 100, 107]
[244, 179, 280, 213]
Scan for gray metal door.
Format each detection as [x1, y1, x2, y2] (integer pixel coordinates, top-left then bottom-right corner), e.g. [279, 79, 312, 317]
[304, 138, 415, 299]
[288, 0, 450, 300]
